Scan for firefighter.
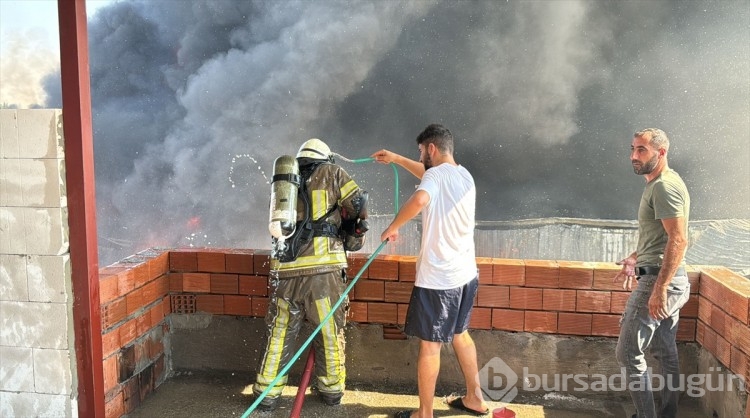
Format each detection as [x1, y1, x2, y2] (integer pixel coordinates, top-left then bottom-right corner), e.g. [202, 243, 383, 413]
[253, 138, 368, 411]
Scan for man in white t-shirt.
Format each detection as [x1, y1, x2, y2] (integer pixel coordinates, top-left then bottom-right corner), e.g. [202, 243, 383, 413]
[372, 124, 488, 418]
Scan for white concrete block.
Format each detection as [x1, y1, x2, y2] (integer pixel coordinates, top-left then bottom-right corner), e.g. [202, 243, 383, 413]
[0, 109, 19, 158]
[0, 391, 71, 418]
[0, 158, 23, 206]
[0, 346, 34, 391]
[17, 109, 64, 159]
[20, 159, 66, 208]
[33, 348, 73, 395]
[0, 207, 26, 254]
[27, 255, 70, 303]
[0, 301, 69, 349]
[23, 207, 69, 256]
[0, 254, 28, 301]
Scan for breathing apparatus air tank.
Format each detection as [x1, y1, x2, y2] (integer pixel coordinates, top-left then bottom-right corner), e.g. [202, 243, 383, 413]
[268, 155, 300, 239]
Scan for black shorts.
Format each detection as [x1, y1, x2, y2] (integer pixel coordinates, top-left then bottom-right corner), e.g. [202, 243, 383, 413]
[403, 276, 479, 342]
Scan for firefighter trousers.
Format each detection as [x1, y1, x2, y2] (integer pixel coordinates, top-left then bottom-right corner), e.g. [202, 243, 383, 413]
[253, 270, 347, 399]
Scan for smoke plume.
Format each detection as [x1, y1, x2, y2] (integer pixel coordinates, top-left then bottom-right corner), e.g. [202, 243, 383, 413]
[43, 0, 749, 265]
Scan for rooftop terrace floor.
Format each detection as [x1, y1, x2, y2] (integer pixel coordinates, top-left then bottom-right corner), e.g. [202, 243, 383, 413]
[123, 371, 707, 418]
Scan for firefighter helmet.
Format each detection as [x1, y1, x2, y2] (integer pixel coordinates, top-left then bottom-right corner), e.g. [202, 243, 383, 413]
[296, 138, 331, 163]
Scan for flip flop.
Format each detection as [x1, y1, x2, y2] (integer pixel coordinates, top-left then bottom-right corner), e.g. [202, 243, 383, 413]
[447, 397, 489, 416]
[393, 410, 414, 418]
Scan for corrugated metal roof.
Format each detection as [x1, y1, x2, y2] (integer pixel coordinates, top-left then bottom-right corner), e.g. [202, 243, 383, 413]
[358, 216, 750, 277]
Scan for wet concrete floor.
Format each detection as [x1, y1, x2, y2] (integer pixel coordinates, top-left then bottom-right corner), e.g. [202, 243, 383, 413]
[122, 372, 707, 418]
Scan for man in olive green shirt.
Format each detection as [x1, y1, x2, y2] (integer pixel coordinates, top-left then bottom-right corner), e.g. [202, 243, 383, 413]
[613, 128, 691, 418]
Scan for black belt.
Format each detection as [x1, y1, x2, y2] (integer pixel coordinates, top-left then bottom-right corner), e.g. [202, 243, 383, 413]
[636, 266, 686, 277]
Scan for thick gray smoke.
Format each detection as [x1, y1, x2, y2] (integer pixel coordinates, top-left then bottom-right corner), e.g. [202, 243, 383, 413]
[44, 0, 749, 265]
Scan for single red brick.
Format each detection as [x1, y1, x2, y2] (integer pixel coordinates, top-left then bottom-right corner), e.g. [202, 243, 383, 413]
[170, 250, 198, 271]
[253, 250, 272, 275]
[168, 273, 183, 292]
[492, 258, 525, 286]
[99, 274, 120, 304]
[136, 314, 150, 336]
[591, 314, 621, 337]
[677, 318, 696, 342]
[367, 302, 398, 324]
[102, 354, 119, 394]
[698, 296, 712, 325]
[117, 269, 136, 295]
[729, 347, 750, 394]
[162, 295, 172, 315]
[476, 257, 493, 285]
[102, 298, 127, 330]
[196, 294, 224, 314]
[558, 261, 594, 289]
[397, 303, 408, 325]
[210, 273, 239, 294]
[141, 280, 160, 306]
[225, 252, 254, 274]
[346, 253, 370, 280]
[713, 333, 732, 368]
[102, 329, 120, 358]
[121, 376, 140, 413]
[125, 288, 145, 315]
[680, 295, 699, 318]
[354, 279, 385, 301]
[131, 263, 150, 288]
[524, 311, 557, 333]
[119, 318, 138, 347]
[470, 307, 492, 330]
[224, 295, 252, 316]
[591, 262, 622, 291]
[610, 291, 630, 314]
[238, 275, 268, 296]
[150, 301, 165, 327]
[711, 304, 729, 336]
[368, 255, 399, 281]
[182, 272, 211, 293]
[492, 308, 525, 332]
[147, 251, 170, 281]
[524, 260, 559, 288]
[696, 320, 707, 346]
[509, 287, 543, 310]
[105, 391, 124, 418]
[155, 275, 169, 300]
[197, 251, 226, 273]
[542, 288, 577, 312]
[558, 312, 592, 335]
[252, 297, 269, 317]
[477, 285, 510, 308]
[384, 282, 414, 304]
[347, 301, 368, 323]
[576, 290, 612, 313]
[398, 256, 417, 282]
[728, 317, 750, 356]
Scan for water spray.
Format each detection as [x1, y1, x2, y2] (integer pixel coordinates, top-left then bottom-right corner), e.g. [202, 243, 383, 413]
[241, 153, 400, 418]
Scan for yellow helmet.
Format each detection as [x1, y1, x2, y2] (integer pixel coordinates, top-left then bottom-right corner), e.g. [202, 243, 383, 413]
[296, 138, 331, 162]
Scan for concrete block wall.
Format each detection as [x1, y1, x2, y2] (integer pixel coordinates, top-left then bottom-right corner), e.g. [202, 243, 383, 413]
[94, 247, 750, 417]
[0, 109, 78, 417]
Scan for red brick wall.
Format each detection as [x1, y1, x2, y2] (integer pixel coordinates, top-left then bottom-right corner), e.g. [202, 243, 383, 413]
[98, 248, 750, 417]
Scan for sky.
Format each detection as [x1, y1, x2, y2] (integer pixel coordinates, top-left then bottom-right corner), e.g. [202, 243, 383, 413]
[0, 0, 747, 266]
[0, 0, 113, 107]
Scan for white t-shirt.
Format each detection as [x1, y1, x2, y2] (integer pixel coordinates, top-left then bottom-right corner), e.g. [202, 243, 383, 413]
[415, 163, 477, 289]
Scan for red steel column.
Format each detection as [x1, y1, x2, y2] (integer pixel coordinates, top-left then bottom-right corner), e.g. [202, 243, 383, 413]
[57, 0, 105, 416]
